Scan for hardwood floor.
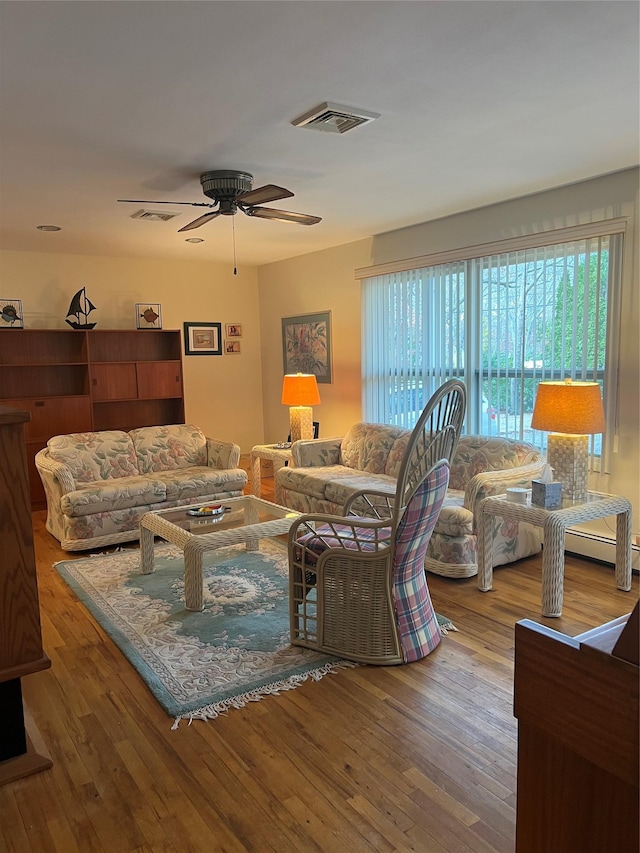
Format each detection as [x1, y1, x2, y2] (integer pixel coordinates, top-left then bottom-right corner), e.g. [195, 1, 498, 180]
[2, 459, 637, 852]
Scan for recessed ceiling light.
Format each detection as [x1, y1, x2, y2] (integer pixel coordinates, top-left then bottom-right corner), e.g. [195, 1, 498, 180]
[185, 237, 204, 243]
[37, 225, 62, 232]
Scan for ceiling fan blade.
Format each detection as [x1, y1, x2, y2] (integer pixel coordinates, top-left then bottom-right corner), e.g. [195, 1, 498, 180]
[245, 206, 322, 226]
[177, 211, 222, 232]
[236, 184, 294, 205]
[118, 199, 216, 208]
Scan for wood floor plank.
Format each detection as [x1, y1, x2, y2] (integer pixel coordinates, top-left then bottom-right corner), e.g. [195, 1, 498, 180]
[1, 460, 636, 852]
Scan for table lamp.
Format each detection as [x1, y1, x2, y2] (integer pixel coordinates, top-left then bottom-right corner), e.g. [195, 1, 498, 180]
[281, 373, 321, 442]
[531, 379, 605, 502]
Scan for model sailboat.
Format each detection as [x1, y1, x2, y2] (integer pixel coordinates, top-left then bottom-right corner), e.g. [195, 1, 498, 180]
[65, 287, 97, 329]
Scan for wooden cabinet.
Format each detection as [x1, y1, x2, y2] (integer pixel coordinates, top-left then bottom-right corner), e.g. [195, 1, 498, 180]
[0, 329, 185, 507]
[0, 405, 52, 785]
[514, 610, 639, 853]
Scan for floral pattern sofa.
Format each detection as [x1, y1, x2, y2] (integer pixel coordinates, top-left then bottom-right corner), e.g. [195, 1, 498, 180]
[35, 424, 247, 551]
[276, 423, 550, 579]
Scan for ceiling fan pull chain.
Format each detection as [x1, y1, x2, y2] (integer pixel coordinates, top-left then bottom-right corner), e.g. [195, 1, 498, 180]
[232, 215, 237, 276]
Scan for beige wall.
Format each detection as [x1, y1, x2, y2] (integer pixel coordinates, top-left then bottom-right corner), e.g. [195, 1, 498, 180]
[0, 250, 265, 450]
[256, 239, 373, 443]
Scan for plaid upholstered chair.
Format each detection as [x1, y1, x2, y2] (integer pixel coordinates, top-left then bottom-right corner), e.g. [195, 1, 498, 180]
[287, 379, 465, 664]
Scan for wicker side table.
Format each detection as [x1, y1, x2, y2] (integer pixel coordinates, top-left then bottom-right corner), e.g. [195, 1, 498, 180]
[250, 444, 292, 497]
[478, 491, 632, 617]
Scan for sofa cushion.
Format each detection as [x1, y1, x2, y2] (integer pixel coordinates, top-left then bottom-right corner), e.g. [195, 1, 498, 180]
[324, 472, 397, 508]
[60, 476, 166, 517]
[449, 436, 544, 491]
[432, 490, 474, 537]
[48, 430, 139, 483]
[340, 423, 407, 474]
[277, 465, 346, 501]
[131, 424, 207, 473]
[385, 433, 410, 478]
[151, 467, 248, 501]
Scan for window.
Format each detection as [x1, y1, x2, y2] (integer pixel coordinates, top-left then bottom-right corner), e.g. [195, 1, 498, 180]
[360, 221, 625, 473]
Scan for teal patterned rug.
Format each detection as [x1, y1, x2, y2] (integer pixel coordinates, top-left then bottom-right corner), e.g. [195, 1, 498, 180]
[55, 540, 355, 725]
[55, 539, 456, 726]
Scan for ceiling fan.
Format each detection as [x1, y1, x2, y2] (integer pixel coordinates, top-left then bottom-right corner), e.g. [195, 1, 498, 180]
[118, 169, 322, 232]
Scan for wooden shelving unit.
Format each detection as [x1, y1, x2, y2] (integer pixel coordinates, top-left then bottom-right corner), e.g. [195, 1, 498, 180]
[0, 329, 184, 507]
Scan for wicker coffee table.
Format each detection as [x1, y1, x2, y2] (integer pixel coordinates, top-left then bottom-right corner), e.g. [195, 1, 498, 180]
[139, 495, 300, 611]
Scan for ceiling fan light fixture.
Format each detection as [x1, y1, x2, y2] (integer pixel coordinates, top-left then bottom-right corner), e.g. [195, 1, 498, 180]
[291, 101, 380, 134]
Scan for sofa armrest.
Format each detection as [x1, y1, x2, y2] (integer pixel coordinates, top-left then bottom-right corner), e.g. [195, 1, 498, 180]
[206, 437, 241, 470]
[35, 448, 76, 495]
[291, 437, 343, 468]
[464, 460, 552, 521]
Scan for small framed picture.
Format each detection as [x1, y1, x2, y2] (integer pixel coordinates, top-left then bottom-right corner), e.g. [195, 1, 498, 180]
[225, 339, 241, 354]
[0, 298, 24, 329]
[136, 303, 162, 329]
[226, 323, 242, 337]
[184, 322, 223, 356]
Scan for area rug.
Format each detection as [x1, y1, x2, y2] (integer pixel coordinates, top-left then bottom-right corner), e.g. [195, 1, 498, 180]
[54, 540, 456, 727]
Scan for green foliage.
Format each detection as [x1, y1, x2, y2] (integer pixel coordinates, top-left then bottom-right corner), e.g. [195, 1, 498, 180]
[548, 252, 608, 370]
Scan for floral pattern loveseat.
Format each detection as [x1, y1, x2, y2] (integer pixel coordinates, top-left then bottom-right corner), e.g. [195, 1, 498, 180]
[275, 423, 550, 579]
[36, 424, 247, 551]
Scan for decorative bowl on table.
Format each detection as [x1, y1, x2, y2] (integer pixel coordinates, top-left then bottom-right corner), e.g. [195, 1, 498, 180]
[186, 505, 224, 518]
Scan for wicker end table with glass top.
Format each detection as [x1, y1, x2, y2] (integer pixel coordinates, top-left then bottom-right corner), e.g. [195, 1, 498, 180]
[477, 490, 632, 618]
[250, 444, 293, 497]
[139, 495, 300, 611]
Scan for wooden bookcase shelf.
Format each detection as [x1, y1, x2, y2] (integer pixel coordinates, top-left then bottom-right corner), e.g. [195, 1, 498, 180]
[0, 329, 185, 508]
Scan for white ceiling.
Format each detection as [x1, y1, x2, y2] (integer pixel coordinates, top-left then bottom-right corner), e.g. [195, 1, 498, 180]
[1, 1, 638, 268]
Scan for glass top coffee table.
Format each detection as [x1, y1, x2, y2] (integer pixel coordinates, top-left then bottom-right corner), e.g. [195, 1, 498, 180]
[139, 495, 300, 611]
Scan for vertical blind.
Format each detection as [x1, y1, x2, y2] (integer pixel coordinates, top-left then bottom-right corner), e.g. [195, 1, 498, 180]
[361, 223, 625, 473]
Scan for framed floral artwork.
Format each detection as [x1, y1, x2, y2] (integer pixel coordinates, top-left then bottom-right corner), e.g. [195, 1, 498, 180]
[183, 322, 223, 356]
[135, 303, 162, 329]
[282, 310, 332, 383]
[0, 298, 24, 329]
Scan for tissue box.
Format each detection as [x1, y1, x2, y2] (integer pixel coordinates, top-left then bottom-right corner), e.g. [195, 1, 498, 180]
[531, 479, 563, 509]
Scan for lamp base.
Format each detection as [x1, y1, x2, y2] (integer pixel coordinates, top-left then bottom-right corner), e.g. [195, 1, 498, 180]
[289, 406, 314, 443]
[547, 433, 589, 503]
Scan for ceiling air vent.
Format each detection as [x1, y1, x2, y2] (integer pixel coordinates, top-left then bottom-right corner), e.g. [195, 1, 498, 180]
[130, 209, 180, 222]
[291, 102, 380, 134]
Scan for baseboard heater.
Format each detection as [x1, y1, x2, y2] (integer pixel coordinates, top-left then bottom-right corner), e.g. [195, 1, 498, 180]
[564, 528, 640, 573]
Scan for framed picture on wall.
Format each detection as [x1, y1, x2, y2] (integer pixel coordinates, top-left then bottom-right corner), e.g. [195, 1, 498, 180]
[225, 323, 242, 337]
[135, 303, 162, 329]
[225, 339, 241, 354]
[0, 298, 24, 329]
[282, 310, 332, 383]
[183, 322, 223, 356]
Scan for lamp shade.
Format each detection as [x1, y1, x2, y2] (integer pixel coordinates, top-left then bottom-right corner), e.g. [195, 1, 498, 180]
[531, 380, 605, 434]
[281, 373, 321, 406]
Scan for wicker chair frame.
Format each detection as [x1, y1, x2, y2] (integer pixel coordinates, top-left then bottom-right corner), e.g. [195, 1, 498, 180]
[287, 379, 466, 664]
